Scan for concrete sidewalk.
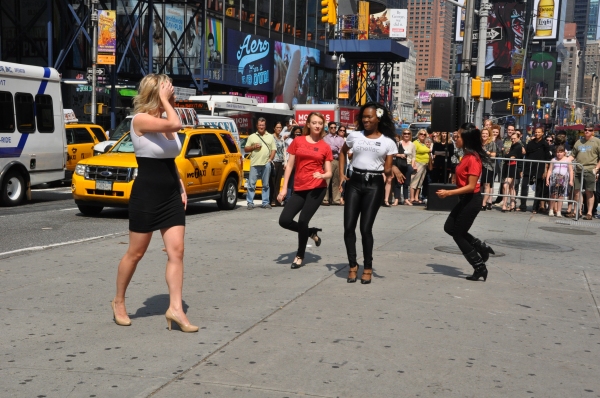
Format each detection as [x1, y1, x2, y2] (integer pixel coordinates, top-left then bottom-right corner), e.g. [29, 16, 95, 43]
[1, 204, 599, 397]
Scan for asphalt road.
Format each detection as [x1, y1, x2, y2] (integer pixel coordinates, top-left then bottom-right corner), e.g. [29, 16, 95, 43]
[2, 192, 600, 397]
[0, 185, 236, 256]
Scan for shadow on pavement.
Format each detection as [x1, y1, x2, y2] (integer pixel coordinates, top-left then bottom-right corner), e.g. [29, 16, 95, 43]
[130, 294, 190, 319]
[275, 251, 322, 266]
[423, 263, 468, 279]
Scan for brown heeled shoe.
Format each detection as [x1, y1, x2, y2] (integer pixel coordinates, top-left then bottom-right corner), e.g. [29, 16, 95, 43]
[165, 309, 199, 333]
[111, 300, 131, 326]
[347, 264, 358, 283]
[360, 269, 373, 284]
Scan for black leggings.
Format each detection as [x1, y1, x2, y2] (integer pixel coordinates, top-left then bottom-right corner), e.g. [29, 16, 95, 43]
[444, 193, 483, 254]
[269, 161, 284, 204]
[279, 187, 327, 259]
[343, 173, 384, 269]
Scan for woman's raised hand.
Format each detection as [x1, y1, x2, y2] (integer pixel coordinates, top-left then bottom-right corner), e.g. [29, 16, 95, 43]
[160, 81, 174, 102]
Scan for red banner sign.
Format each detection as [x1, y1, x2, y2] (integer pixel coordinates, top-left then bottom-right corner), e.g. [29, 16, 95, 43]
[295, 109, 336, 126]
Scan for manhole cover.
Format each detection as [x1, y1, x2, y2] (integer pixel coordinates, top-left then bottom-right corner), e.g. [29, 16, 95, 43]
[538, 226, 596, 236]
[434, 246, 505, 257]
[486, 239, 573, 252]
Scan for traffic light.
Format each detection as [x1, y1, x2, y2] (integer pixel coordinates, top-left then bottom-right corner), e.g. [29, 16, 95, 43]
[321, 0, 337, 25]
[506, 100, 511, 110]
[471, 77, 482, 98]
[512, 77, 524, 102]
[536, 99, 541, 109]
[483, 81, 492, 100]
[84, 103, 107, 115]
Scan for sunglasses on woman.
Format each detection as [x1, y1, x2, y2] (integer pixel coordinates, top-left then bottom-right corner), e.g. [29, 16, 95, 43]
[339, 129, 346, 133]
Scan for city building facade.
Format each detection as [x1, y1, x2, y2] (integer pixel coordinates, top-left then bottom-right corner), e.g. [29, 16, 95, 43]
[392, 40, 417, 122]
[559, 24, 580, 112]
[407, 0, 453, 91]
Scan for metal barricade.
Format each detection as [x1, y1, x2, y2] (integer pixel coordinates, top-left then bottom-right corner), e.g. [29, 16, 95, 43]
[483, 157, 584, 220]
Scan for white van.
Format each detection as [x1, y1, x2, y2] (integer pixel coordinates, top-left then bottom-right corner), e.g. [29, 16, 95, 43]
[0, 61, 67, 206]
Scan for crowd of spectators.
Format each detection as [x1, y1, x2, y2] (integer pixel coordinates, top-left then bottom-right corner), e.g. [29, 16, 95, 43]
[253, 116, 600, 219]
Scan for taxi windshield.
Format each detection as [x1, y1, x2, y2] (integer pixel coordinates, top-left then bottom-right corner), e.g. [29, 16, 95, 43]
[111, 118, 132, 141]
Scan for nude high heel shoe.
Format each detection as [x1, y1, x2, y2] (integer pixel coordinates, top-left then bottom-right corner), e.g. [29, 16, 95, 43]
[111, 300, 131, 326]
[165, 309, 199, 333]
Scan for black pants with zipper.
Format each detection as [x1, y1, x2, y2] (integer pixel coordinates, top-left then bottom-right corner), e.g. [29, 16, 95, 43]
[269, 161, 285, 204]
[343, 172, 385, 269]
[444, 193, 483, 254]
[279, 188, 327, 259]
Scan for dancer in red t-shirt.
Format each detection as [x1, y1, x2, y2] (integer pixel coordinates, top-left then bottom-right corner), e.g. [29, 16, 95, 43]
[277, 112, 333, 269]
[436, 123, 496, 281]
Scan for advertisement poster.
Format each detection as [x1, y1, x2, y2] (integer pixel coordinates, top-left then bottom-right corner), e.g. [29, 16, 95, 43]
[418, 91, 450, 103]
[226, 29, 273, 92]
[485, 2, 526, 76]
[273, 41, 320, 107]
[389, 9, 407, 39]
[339, 107, 359, 127]
[532, 0, 559, 40]
[295, 109, 336, 126]
[206, 17, 223, 65]
[245, 93, 268, 103]
[369, 10, 390, 39]
[187, 9, 203, 72]
[339, 70, 350, 99]
[97, 10, 116, 64]
[527, 52, 557, 100]
[455, 0, 466, 42]
[164, 6, 184, 74]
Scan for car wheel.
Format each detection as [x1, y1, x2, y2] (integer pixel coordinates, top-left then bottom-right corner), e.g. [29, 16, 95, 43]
[216, 177, 238, 210]
[77, 204, 104, 216]
[0, 170, 26, 206]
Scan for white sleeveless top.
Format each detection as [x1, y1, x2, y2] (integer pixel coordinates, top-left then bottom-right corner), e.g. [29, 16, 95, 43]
[130, 114, 182, 158]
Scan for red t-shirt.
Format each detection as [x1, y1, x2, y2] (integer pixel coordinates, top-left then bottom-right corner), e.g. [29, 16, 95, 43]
[287, 136, 333, 191]
[455, 152, 482, 193]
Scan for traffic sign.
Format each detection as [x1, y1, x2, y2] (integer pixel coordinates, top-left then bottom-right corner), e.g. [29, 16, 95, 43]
[473, 27, 502, 42]
[512, 104, 525, 116]
[87, 67, 105, 76]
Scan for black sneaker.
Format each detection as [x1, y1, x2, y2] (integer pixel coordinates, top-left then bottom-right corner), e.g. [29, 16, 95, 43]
[247, 203, 255, 210]
[261, 204, 272, 209]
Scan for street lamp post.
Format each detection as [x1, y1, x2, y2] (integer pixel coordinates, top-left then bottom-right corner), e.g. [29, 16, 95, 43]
[332, 52, 345, 105]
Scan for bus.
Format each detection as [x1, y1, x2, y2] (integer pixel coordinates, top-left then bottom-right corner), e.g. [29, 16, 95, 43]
[176, 95, 294, 136]
[0, 61, 67, 206]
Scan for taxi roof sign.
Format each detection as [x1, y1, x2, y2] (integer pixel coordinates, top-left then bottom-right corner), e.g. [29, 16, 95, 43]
[63, 109, 79, 124]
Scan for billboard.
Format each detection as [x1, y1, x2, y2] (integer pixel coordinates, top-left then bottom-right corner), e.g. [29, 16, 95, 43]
[485, 2, 526, 76]
[226, 29, 273, 92]
[273, 41, 320, 106]
[339, 69, 350, 99]
[206, 17, 223, 65]
[164, 6, 184, 74]
[389, 9, 407, 38]
[97, 10, 116, 65]
[369, 10, 390, 39]
[455, 0, 466, 42]
[418, 91, 450, 103]
[533, 0, 559, 40]
[527, 52, 557, 100]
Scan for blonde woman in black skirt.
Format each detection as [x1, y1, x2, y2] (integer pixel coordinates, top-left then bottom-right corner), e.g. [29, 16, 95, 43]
[111, 74, 198, 333]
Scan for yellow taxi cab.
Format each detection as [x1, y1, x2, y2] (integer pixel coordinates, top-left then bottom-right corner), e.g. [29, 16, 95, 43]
[63, 110, 108, 178]
[71, 126, 243, 215]
[238, 134, 284, 196]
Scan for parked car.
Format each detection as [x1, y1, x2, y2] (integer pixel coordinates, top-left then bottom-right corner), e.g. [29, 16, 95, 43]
[72, 126, 243, 215]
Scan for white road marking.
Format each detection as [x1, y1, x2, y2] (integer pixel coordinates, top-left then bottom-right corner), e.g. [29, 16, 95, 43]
[59, 207, 79, 211]
[0, 233, 122, 257]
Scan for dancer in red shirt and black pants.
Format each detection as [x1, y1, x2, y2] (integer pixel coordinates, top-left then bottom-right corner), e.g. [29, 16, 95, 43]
[278, 112, 333, 269]
[436, 123, 495, 281]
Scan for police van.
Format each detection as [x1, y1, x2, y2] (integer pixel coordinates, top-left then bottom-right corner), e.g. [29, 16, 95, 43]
[0, 61, 67, 206]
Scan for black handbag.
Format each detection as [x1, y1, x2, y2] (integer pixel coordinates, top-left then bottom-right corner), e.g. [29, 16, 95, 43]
[395, 143, 408, 173]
